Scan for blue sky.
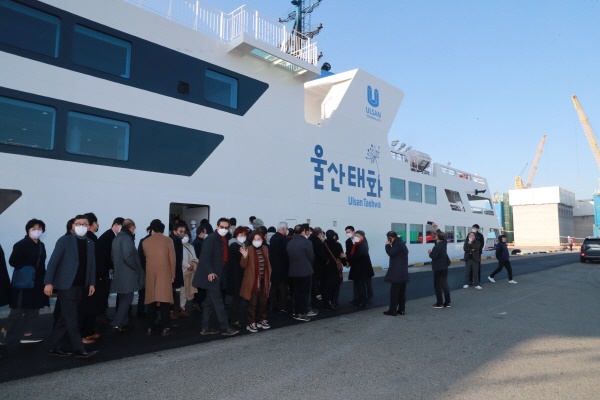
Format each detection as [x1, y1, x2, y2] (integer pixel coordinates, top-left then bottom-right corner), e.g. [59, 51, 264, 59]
[216, 0, 600, 200]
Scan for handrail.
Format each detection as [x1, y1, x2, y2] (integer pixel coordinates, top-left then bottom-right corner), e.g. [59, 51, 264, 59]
[124, 0, 319, 66]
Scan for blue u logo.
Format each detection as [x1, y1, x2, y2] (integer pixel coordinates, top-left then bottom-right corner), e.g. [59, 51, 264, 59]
[367, 86, 379, 108]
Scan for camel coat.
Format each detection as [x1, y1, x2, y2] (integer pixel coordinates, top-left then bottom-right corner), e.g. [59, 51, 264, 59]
[240, 245, 272, 301]
[142, 234, 176, 304]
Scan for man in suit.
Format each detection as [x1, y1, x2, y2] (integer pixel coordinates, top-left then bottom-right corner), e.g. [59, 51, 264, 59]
[44, 214, 97, 358]
[192, 217, 238, 336]
[268, 222, 289, 313]
[286, 224, 314, 322]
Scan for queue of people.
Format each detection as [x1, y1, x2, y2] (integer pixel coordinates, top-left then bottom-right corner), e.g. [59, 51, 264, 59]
[0, 214, 516, 360]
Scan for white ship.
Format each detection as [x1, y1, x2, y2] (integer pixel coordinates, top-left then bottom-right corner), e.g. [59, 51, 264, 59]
[0, 0, 500, 266]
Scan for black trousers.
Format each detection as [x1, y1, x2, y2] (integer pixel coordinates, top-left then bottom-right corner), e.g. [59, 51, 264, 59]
[49, 286, 84, 352]
[291, 276, 311, 315]
[352, 280, 368, 306]
[490, 260, 513, 280]
[388, 282, 407, 312]
[147, 302, 170, 330]
[269, 282, 288, 311]
[433, 270, 450, 306]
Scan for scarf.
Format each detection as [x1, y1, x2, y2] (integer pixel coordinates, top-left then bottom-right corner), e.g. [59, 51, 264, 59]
[251, 246, 266, 293]
[350, 239, 363, 255]
[220, 235, 228, 263]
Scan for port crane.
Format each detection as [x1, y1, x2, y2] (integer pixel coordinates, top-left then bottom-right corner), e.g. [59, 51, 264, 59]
[514, 134, 547, 189]
[571, 95, 600, 236]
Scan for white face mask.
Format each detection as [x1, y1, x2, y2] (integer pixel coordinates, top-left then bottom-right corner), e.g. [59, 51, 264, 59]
[29, 229, 43, 240]
[116, 225, 122, 233]
[252, 240, 263, 248]
[182, 236, 189, 244]
[472, 229, 477, 233]
[218, 228, 228, 236]
[352, 236, 361, 243]
[347, 232, 354, 238]
[468, 237, 474, 242]
[237, 236, 247, 244]
[75, 226, 88, 237]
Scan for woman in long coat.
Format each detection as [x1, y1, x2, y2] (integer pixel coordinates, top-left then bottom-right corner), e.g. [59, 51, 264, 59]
[383, 231, 409, 316]
[322, 230, 345, 310]
[142, 222, 176, 335]
[347, 230, 374, 308]
[239, 231, 272, 333]
[1, 219, 49, 344]
[226, 226, 249, 327]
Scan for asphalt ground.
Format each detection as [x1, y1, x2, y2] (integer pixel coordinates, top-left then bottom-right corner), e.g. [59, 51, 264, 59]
[0, 252, 588, 398]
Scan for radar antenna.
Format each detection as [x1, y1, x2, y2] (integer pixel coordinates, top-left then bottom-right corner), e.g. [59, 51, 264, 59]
[279, 0, 323, 38]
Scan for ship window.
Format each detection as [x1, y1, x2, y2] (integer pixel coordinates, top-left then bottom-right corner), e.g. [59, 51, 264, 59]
[66, 112, 129, 161]
[425, 185, 437, 204]
[0, 0, 60, 58]
[423, 223, 436, 243]
[445, 226, 455, 243]
[445, 189, 465, 212]
[456, 226, 466, 243]
[391, 223, 407, 243]
[205, 69, 238, 109]
[408, 181, 422, 202]
[0, 96, 55, 150]
[409, 224, 422, 244]
[73, 25, 131, 78]
[390, 178, 406, 200]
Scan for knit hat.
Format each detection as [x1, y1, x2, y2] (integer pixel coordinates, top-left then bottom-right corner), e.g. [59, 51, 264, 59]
[252, 218, 264, 229]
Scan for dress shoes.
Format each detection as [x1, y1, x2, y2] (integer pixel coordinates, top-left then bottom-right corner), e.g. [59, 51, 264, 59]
[74, 350, 98, 359]
[48, 349, 73, 357]
[82, 337, 95, 344]
[383, 311, 397, 316]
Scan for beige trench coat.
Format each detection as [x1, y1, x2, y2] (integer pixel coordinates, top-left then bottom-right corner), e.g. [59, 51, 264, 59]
[142, 234, 175, 304]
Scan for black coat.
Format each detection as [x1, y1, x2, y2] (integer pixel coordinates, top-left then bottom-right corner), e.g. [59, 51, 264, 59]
[308, 235, 328, 278]
[193, 233, 227, 290]
[384, 238, 409, 283]
[475, 231, 485, 255]
[429, 240, 451, 271]
[192, 237, 204, 258]
[81, 228, 115, 314]
[169, 233, 184, 287]
[225, 242, 243, 296]
[8, 236, 49, 309]
[347, 241, 374, 281]
[268, 232, 289, 285]
[322, 239, 343, 286]
[0, 244, 12, 307]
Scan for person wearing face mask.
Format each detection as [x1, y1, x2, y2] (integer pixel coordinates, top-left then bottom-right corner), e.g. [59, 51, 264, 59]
[323, 230, 346, 310]
[180, 230, 198, 316]
[308, 227, 327, 310]
[469, 224, 485, 285]
[239, 231, 272, 332]
[488, 235, 517, 284]
[428, 231, 452, 309]
[192, 218, 239, 336]
[1, 219, 48, 346]
[383, 231, 409, 316]
[345, 226, 374, 305]
[286, 224, 314, 322]
[226, 226, 250, 328]
[268, 222, 290, 313]
[463, 232, 482, 290]
[44, 215, 97, 358]
[347, 230, 374, 308]
[169, 221, 186, 318]
[110, 219, 144, 333]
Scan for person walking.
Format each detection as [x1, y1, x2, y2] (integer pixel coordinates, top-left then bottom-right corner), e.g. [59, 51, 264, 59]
[383, 231, 409, 316]
[488, 235, 517, 284]
[192, 218, 239, 336]
[142, 220, 176, 336]
[286, 224, 314, 322]
[110, 219, 144, 333]
[463, 232, 482, 290]
[239, 231, 272, 333]
[1, 219, 49, 345]
[428, 231, 451, 309]
[44, 215, 97, 358]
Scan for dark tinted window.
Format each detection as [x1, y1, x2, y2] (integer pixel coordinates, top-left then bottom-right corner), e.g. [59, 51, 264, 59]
[66, 112, 129, 161]
[73, 25, 131, 78]
[584, 238, 600, 247]
[205, 69, 238, 109]
[0, 96, 55, 150]
[0, 0, 60, 58]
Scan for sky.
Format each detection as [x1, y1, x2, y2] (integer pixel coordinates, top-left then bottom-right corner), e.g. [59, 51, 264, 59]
[214, 0, 600, 200]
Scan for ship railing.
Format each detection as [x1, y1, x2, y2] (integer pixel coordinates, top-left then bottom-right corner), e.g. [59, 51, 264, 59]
[472, 207, 495, 216]
[439, 165, 487, 185]
[125, 0, 319, 66]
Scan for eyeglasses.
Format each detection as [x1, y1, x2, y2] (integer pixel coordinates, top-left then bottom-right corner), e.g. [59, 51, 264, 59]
[218, 225, 229, 229]
[74, 222, 89, 227]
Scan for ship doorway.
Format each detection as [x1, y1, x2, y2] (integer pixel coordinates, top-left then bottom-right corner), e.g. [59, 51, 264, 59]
[169, 202, 210, 231]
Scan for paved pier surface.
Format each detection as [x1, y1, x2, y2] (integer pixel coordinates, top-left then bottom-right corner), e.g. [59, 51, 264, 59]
[3, 253, 600, 399]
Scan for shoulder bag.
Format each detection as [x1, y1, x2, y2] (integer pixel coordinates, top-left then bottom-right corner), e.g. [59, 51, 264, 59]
[11, 245, 42, 289]
[324, 243, 344, 282]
